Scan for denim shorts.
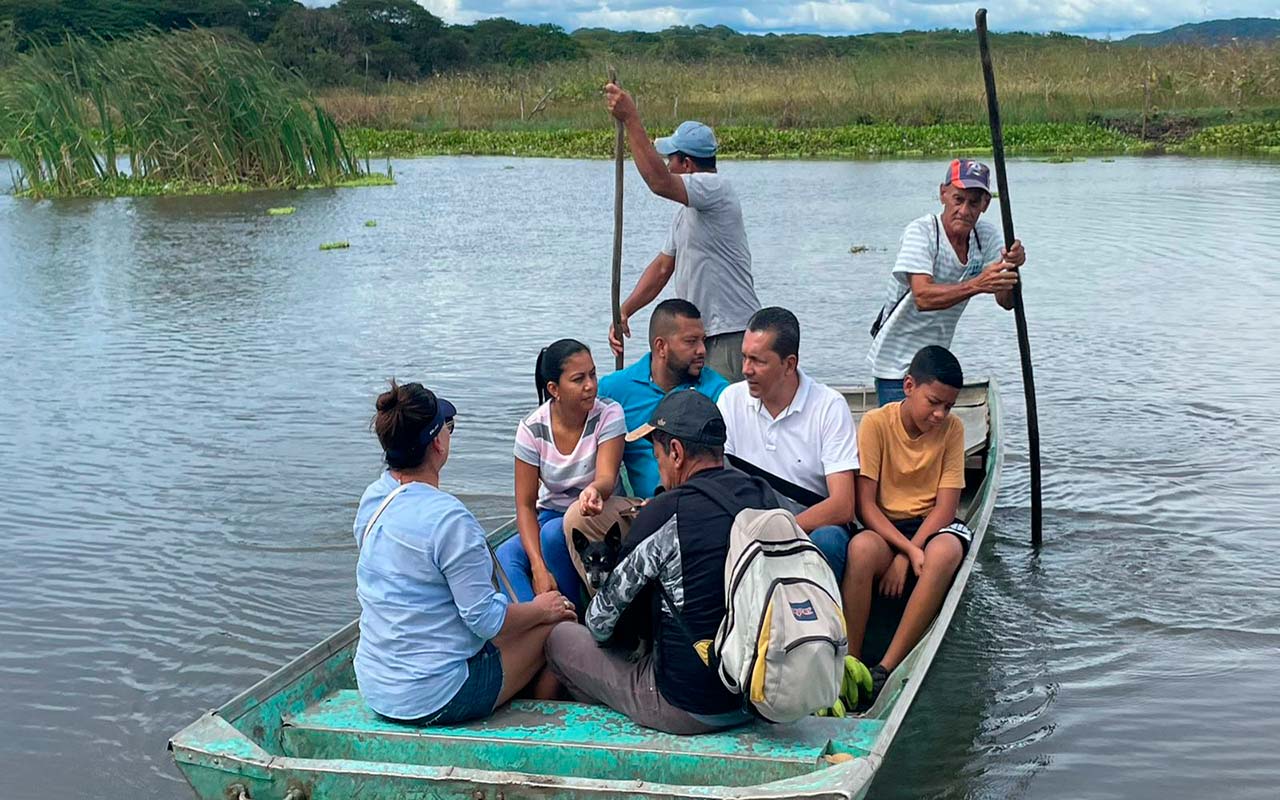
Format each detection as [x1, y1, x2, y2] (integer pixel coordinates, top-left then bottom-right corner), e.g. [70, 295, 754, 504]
[399, 641, 504, 726]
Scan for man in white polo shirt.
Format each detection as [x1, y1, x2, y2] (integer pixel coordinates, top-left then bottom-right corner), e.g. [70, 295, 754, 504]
[716, 307, 859, 579]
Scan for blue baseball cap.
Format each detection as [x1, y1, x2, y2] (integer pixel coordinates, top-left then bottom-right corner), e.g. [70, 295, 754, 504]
[945, 159, 991, 193]
[655, 121, 718, 159]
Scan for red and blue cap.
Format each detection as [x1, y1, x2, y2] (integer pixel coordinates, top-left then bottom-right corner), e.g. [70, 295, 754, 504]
[945, 159, 991, 193]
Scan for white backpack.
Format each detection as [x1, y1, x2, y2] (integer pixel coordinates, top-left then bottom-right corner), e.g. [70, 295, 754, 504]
[670, 479, 848, 724]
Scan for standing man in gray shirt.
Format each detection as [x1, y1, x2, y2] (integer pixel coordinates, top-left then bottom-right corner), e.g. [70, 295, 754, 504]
[604, 84, 760, 382]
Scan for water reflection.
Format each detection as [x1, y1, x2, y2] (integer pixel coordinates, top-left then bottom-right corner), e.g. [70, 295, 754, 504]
[1, 155, 1279, 800]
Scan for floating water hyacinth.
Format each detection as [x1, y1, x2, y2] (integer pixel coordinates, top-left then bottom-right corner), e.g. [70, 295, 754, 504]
[268, 207, 296, 216]
[320, 241, 350, 251]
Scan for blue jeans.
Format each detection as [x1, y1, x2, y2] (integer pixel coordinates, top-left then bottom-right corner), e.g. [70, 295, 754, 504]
[495, 509, 583, 603]
[875, 378, 906, 407]
[385, 641, 504, 726]
[810, 525, 852, 582]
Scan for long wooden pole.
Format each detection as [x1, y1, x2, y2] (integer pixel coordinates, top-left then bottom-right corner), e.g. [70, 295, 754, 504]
[608, 66, 625, 370]
[976, 9, 1044, 547]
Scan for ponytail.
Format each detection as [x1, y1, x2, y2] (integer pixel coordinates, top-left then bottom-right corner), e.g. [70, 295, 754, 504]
[534, 348, 550, 404]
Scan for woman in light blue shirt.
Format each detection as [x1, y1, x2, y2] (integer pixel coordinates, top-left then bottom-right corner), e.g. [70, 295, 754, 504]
[354, 380, 577, 724]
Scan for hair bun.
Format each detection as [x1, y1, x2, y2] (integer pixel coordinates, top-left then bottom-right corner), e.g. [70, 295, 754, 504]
[376, 380, 402, 414]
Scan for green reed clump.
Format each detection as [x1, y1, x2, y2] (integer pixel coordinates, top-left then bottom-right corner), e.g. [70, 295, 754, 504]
[0, 29, 364, 198]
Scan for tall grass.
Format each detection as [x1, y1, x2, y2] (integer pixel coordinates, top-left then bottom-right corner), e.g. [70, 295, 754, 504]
[0, 29, 364, 197]
[319, 41, 1280, 132]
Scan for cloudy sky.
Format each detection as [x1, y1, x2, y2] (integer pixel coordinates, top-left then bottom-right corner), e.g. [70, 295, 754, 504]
[319, 1, 1279, 37]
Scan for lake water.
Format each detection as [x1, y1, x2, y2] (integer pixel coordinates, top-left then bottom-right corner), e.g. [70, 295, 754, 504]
[2, 154, 1278, 800]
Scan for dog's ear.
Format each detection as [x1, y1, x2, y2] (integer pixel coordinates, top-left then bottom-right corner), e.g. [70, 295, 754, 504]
[572, 529, 589, 552]
[605, 523, 622, 549]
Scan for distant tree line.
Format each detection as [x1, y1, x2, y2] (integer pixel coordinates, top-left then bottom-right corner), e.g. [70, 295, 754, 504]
[0, 0, 1132, 87]
[0, 0, 584, 83]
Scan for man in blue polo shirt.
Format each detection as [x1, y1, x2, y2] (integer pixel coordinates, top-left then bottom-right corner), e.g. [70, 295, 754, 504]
[599, 298, 729, 497]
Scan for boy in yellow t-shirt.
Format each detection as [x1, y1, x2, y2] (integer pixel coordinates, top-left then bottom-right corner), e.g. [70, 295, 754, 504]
[843, 345, 973, 706]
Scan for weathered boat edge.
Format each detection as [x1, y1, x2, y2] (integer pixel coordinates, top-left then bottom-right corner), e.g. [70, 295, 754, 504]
[169, 380, 1003, 800]
[862, 377, 1003, 763]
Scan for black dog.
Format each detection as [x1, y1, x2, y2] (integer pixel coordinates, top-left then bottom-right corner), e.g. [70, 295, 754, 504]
[571, 523, 622, 592]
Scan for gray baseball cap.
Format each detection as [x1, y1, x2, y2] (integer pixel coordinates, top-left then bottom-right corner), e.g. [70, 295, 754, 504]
[625, 388, 727, 446]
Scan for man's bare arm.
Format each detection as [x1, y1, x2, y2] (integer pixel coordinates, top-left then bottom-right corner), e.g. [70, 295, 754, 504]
[608, 252, 676, 358]
[795, 471, 856, 533]
[910, 260, 1018, 312]
[604, 84, 689, 206]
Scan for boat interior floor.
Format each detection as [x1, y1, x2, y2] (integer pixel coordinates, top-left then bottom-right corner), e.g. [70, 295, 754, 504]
[280, 691, 884, 785]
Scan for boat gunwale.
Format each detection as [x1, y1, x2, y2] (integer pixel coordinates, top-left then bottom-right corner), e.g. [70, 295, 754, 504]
[860, 377, 1003, 761]
[172, 741, 878, 799]
[172, 379, 1004, 800]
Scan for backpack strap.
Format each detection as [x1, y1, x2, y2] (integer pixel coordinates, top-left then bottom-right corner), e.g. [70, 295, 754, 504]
[725, 456, 855, 534]
[683, 468, 776, 516]
[653, 577, 719, 672]
[870, 215, 942, 340]
[725, 455, 825, 508]
[357, 482, 412, 550]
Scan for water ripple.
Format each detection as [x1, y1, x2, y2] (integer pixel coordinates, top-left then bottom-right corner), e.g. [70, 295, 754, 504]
[3, 156, 1280, 800]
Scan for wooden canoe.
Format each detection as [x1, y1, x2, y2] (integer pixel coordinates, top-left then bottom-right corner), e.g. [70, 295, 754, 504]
[169, 380, 1003, 800]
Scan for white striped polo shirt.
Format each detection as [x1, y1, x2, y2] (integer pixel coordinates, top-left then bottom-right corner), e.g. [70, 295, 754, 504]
[867, 213, 1002, 379]
[513, 398, 627, 512]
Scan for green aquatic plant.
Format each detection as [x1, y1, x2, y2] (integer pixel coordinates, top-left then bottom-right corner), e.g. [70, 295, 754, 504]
[320, 241, 350, 250]
[344, 122, 1145, 159]
[0, 29, 366, 198]
[364, 220, 377, 227]
[268, 207, 297, 216]
[1175, 121, 1280, 152]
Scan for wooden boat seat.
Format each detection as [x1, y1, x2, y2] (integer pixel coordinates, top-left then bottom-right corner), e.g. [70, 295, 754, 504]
[281, 690, 883, 786]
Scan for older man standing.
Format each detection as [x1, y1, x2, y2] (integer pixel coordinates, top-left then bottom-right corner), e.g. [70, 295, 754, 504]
[867, 159, 1027, 406]
[603, 84, 760, 382]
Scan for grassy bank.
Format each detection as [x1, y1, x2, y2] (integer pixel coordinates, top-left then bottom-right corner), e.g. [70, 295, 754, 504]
[320, 46, 1280, 133]
[344, 121, 1280, 159]
[325, 43, 1280, 159]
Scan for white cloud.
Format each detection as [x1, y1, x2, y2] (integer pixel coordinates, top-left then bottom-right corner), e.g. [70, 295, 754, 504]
[570, 4, 690, 29]
[306, 0, 1280, 36]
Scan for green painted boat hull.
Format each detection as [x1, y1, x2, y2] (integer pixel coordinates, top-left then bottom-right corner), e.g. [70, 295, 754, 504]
[170, 381, 1002, 800]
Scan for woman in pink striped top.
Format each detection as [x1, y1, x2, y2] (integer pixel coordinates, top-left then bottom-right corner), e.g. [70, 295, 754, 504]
[496, 339, 628, 602]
